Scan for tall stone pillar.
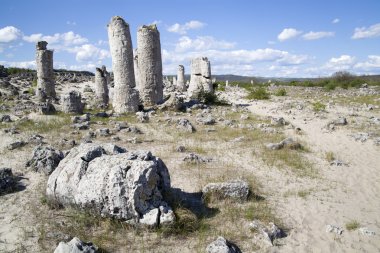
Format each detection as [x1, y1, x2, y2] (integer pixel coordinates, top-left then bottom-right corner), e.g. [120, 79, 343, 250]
[107, 16, 139, 113]
[137, 24, 163, 106]
[188, 57, 213, 98]
[95, 67, 109, 106]
[133, 48, 140, 90]
[177, 65, 186, 92]
[36, 41, 55, 100]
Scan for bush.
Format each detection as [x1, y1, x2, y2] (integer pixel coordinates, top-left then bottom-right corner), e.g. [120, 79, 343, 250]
[246, 87, 270, 100]
[312, 102, 326, 112]
[197, 89, 228, 105]
[274, 88, 287, 96]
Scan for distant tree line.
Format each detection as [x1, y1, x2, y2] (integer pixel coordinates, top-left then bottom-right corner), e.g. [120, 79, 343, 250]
[0, 65, 95, 77]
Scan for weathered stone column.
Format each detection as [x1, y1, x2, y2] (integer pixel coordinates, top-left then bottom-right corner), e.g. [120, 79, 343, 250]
[188, 57, 213, 98]
[101, 65, 110, 85]
[95, 67, 109, 106]
[137, 24, 163, 105]
[61, 90, 84, 114]
[177, 65, 186, 91]
[107, 16, 139, 113]
[36, 41, 55, 100]
[133, 48, 140, 90]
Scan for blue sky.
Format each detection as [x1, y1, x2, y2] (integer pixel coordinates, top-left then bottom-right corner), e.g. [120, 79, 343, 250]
[1, 0, 380, 77]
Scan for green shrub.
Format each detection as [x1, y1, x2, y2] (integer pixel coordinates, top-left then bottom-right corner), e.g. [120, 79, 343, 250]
[274, 88, 287, 96]
[312, 102, 326, 112]
[197, 90, 228, 105]
[246, 87, 270, 100]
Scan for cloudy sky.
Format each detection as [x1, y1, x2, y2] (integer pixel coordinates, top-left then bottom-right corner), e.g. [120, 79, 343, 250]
[0, 0, 380, 77]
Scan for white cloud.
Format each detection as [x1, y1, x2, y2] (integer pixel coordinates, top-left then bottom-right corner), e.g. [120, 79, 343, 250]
[67, 63, 98, 71]
[329, 55, 355, 65]
[332, 18, 340, 24]
[0, 26, 22, 43]
[302, 31, 335, 40]
[0, 60, 36, 69]
[277, 28, 302, 41]
[66, 21, 77, 26]
[23, 31, 88, 46]
[69, 44, 110, 62]
[354, 55, 380, 72]
[162, 37, 309, 76]
[167, 20, 205, 34]
[175, 36, 235, 52]
[352, 23, 380, 39]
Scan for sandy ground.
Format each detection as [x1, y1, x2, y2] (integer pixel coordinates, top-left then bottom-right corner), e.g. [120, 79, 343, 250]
[0, 82, 379, 252]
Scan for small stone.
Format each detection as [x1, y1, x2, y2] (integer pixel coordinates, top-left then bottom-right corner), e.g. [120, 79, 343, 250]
[249, 220, 285, 246]
[7, 140, 26, 150]
[183, 153, 212, 163]
[136, 111, 149, 123]
[0, 114, 12, 122]
[326, 224, 343, 235]
[359, 227, 376, 236]
[203, 180, 249, 201]
[72, 114, 90, 124]
[0, 168, 16, 194]
[206, 236, 241, 253]
[54, 237, 98, 253]
[177, 118, 195, 133]
[97, 128, 111, 137]
[176, 146, 186, 152]
[26, 145, 64, 175]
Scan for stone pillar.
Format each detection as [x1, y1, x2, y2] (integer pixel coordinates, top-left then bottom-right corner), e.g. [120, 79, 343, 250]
[172, 76, 177, 86]
[95, 67, 109, 106]
[101, 65, 110, 85]
[137, 24, 163, 106]
[177, 65, 186, 92]
[36, 41, 55, 100]
[188, 57, 213, 98]
[107, 16, 139, 113]
[133, 48, 140, 90]
[61, 90, 84, 114]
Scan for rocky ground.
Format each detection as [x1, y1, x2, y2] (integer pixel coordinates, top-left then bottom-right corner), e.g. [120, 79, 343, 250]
[0, 76, 379, 252]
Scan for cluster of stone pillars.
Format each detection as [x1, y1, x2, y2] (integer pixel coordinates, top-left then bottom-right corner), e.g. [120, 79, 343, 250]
[34, 16, 215, 114]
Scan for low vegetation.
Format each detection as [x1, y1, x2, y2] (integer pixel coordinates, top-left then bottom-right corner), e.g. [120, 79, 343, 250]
[345, 220, 360, 231]
[246, 87, 270, 100]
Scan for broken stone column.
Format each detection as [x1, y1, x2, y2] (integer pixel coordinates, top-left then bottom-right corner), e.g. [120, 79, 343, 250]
[188, 57, 213, 98]
[177, 65, 186, 91]
[172, 76, 177, 86]
[94, 67, 109, 106]
[61, 90, 84, 114]
[137, 24, 163, 106]
[36, 41, 55, 100]
[107, 16, 139, 113]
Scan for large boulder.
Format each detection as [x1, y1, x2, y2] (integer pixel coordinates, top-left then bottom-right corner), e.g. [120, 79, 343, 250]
[54, 237, 98, 253]
[26, 145, 64, 175]
[46, 143, 174, 226]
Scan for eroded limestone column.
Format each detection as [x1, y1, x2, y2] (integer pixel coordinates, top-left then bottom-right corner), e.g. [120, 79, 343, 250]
[176, 65, 186, 92]
[133, 48, 140, 90]
[101, 65, 110, 85]
[36, 41, 55, 100]
[61, 90, 84, 114]
[107, 16, 139, 113]
[95, 67, 109, 106]
[188, 57, 213, 98]
[137, 24, 163, 105]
